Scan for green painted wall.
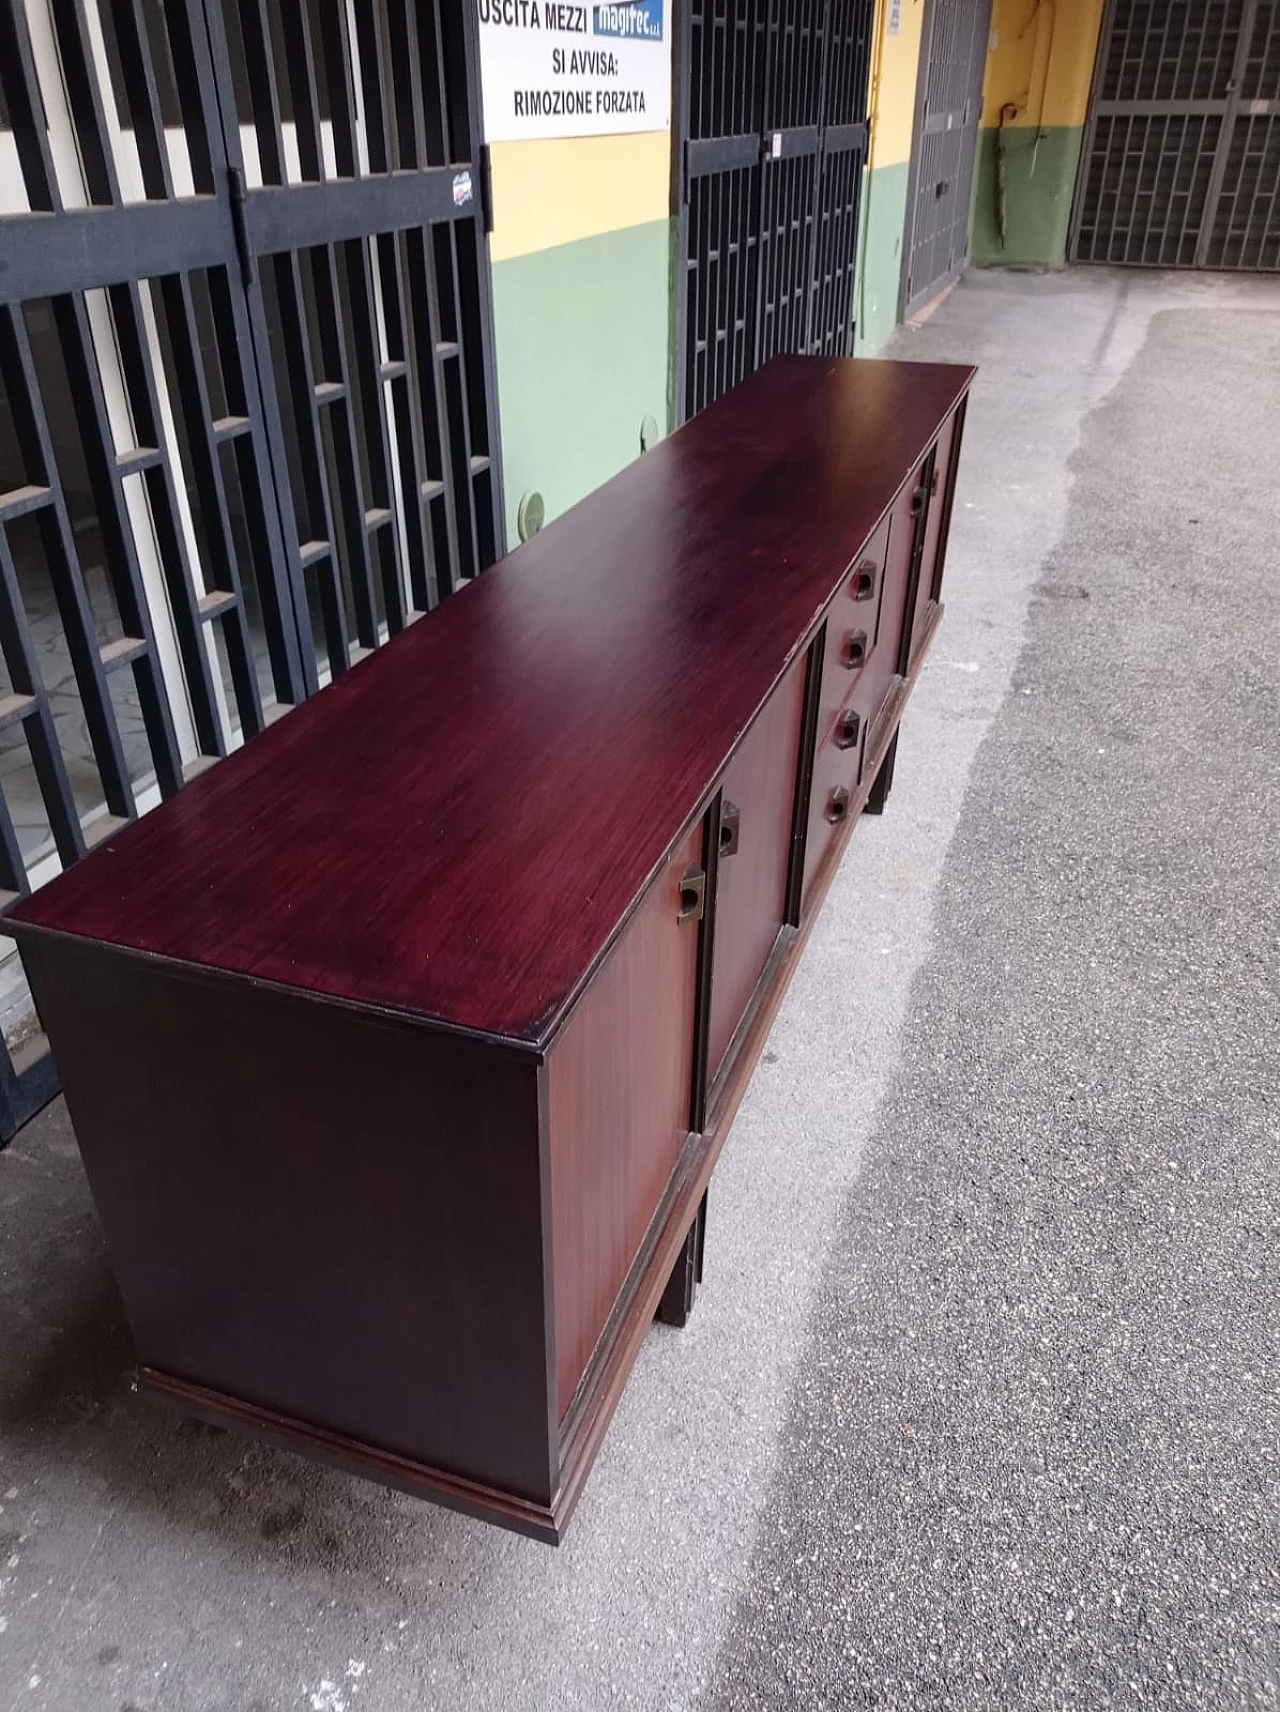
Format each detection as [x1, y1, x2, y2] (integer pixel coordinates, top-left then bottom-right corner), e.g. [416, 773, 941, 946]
[490, 218, 672, 547]
[854, 159, 910, 355]
[970, 125, 1086, 269]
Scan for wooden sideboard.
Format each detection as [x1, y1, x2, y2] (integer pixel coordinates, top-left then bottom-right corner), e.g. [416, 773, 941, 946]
[7, 355, 974, 1542]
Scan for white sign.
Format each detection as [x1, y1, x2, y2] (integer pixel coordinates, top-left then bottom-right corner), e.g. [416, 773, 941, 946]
[478, 0, 671, 141]
[887, 0, 901, 34]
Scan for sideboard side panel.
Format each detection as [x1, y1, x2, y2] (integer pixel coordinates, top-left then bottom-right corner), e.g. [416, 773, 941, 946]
[19, 935, 555, 1505]
[546, 828, 702, 1422]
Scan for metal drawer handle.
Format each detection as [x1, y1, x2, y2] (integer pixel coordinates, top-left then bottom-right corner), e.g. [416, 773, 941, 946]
[851, 562, 877, 601]
[826, 787, 851, 824]
[678, 866, 706, 923]
[835, 708, 861, 751]
[841, 629, 868, 670]
[719, 800, 741, 856]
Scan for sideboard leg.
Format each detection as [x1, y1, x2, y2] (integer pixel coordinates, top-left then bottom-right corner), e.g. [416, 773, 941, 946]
[656, 1191, 708, 1328]
[863, 727, 900, 817]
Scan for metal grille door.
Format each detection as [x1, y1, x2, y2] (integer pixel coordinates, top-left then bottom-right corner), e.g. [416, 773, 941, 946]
[210, 0, 504, 672]
[1073, 0, 1280, 270]
[0, 0, 501, 1136]
[676, 0, 874, 419]
[902, 0, 991, 317]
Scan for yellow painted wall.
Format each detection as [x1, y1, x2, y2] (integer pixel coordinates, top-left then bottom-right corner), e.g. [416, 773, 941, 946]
[972, 0, 1105, 267]
[485, 121, 674, 546]
[854, 0, 926, 352]
[866, 0, 926, 170]
[979, 0, 1105, 132]
[487, 130, 671, 262]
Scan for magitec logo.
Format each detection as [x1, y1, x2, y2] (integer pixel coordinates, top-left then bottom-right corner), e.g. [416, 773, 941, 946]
[593, 0, 662, 41]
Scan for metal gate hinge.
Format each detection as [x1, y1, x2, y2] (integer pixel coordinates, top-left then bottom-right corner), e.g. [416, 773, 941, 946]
[227, 166, 255, 288]
[479, 143, 494, 235]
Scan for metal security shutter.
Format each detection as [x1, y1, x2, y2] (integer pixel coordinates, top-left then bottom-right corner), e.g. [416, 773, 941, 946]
[675, 0, 874, 420]
[902, 0, 991, 317]
[210, 0, 504, 669]
[0, 0, 501, 1136]
[1073, 0, 1280, 270]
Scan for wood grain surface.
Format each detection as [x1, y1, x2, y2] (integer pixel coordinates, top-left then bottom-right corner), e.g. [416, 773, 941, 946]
[6, 356, 974, 1045]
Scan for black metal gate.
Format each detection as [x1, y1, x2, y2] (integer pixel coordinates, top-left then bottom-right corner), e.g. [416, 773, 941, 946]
[1071, 0, 1280, 270]
[675, 0, 874, 420]
[0, 0, 502, 1137]
[901, 0, 990, 317]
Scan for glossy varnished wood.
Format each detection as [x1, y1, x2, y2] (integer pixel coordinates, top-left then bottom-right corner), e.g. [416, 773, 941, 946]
[546, 830, 702, 1421]
[551, 600, 951, 1545]
[7, 357, 975, 1044]
[909, 413, 959, 667]
[8, 356, 976, 1544]
[18, 927, 556, 1507]
[707, 660, 806, 1082]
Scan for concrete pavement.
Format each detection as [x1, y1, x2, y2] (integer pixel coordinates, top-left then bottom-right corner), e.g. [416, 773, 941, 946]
[1, 267, 1277, 1711]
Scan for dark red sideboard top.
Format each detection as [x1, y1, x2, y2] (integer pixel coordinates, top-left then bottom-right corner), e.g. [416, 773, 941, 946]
[7, 356, 974, 1045]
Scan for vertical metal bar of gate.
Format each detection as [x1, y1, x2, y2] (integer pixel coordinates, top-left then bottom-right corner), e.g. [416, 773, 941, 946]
[0, 0, 504, 1141]
[1071, 0, 1280, 272]
[675, 0, 872, 422]
[0, 0, 303, 1135]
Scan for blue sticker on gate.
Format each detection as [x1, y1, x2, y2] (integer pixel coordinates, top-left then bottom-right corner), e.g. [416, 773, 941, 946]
[593, 0, 663, 41]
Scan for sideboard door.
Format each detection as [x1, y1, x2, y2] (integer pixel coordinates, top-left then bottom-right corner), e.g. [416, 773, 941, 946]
[706, 663, 807, 1085]
[906, 410, 960, 667]
[546, 829, 703, 1421]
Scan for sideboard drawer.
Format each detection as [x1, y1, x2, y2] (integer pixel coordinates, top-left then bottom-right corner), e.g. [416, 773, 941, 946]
[801, 712, 865, 904]
[814, 494, 911, 755]
[831, 513, 891, 640]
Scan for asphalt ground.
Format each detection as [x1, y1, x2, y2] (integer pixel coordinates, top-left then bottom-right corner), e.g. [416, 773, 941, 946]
[1, 268, 1276, 1711]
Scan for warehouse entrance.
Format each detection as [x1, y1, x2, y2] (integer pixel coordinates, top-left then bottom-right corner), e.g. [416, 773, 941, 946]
[1072, 0, 1280, 270]
[901, 0, 991, 317]
[673, 0, 876, 420]
[0, 0, 502, 1133]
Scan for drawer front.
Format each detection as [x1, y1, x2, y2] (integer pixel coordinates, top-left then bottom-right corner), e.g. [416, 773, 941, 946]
[801, 708, 865, 907]
[816, 481, 919, 759]
[814, 513, 890, 751]
[829, 513, 891, 657]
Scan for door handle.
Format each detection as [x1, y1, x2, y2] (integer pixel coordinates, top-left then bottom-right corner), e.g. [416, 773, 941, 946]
[835, 707, 861, 750]
[677, 866, 706, 923]
[825, 787, 851, 824]
[719, 800, 741, 856]
[841, 629, 868, 670]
